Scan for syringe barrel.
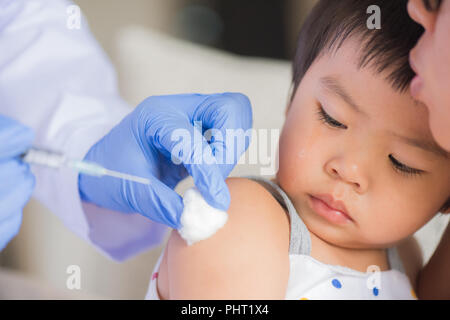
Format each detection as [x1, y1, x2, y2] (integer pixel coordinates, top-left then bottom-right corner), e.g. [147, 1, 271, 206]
[21, 148, 67, 168]
[68, 160, 106, 177]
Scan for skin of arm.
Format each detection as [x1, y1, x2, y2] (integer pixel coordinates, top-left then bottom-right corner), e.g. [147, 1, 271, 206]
[415, 222, 450, 299]
[160, 177, 291, 299]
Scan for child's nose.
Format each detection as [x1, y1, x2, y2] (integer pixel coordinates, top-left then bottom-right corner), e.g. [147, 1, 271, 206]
[325, 157, 368, 194]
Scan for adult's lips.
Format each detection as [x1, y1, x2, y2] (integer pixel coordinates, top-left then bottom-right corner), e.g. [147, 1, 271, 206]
[409, 53, 424, 99]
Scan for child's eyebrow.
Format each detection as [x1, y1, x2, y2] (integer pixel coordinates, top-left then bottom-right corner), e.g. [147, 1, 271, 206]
[319, 76, 449, 159]
[319, 76, 369, 118]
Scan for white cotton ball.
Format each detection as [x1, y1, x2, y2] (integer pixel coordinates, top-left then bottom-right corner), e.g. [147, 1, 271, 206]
[178, 187, 228, 246]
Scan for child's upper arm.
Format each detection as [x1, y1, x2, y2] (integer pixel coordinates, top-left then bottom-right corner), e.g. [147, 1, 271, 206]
[165, 177, 290, 299]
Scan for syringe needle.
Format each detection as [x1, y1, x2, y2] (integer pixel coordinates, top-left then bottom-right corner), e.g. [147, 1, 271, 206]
[69, 160, 151, 185]
[102, 168, 151, 185]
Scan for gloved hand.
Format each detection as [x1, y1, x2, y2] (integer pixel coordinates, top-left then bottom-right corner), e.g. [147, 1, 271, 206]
[0, 115, 35, 250]
[79, 93, 252, 229]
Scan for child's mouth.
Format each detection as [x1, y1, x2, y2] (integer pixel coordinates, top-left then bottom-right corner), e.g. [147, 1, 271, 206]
[308, 194, 353, 225]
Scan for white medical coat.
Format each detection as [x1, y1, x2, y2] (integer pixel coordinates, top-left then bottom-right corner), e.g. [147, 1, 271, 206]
[0, 0, 168, 261]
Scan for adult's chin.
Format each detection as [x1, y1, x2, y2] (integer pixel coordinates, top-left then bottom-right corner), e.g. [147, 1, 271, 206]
[412, 79, 450, 152]
[429, 110, 450, 152]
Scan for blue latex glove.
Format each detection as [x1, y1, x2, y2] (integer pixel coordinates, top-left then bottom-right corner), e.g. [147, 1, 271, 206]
[79, 93, 252, 229]
[0, 115, 35, 250]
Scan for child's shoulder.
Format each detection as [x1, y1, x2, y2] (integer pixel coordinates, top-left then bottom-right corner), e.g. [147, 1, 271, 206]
[224, 176, 289, 228]
[162, 177, 291, 299]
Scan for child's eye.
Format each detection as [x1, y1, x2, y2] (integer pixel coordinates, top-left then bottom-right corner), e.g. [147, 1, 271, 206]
[316, 104, 424, 178]
[316, 105, 347, 129]
[389, 154, 424, 177]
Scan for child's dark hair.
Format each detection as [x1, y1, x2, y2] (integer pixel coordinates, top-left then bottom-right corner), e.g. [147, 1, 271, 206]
[291, 0, 450, 214]
[291, 0, 423, 100]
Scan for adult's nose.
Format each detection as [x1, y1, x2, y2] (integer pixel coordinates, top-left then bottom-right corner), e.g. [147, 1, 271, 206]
[407, 0, 439, 32]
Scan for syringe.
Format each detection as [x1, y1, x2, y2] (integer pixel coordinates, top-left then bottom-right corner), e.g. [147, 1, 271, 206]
[21, 148, 151, 185]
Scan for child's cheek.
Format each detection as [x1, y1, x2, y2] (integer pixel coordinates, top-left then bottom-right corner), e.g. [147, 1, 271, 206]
[277, 126, 301, 190]
[277, 125, 314, 196]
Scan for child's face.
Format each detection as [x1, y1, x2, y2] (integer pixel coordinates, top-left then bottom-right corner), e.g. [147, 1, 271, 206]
[277, 39, 450, 249]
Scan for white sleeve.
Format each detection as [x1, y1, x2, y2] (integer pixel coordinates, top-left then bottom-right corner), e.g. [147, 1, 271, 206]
[0, 0, 168, 261]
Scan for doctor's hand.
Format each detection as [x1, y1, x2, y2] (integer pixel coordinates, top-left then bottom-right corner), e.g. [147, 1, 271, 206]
[78, 93, 252, 229]
[0, 115, 35, 250]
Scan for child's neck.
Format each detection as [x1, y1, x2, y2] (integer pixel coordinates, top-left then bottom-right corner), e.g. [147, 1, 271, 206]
[308, 230, 390, 273]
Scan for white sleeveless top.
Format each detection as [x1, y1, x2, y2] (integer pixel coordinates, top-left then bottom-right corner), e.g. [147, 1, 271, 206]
[146, 176, 417, 300]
